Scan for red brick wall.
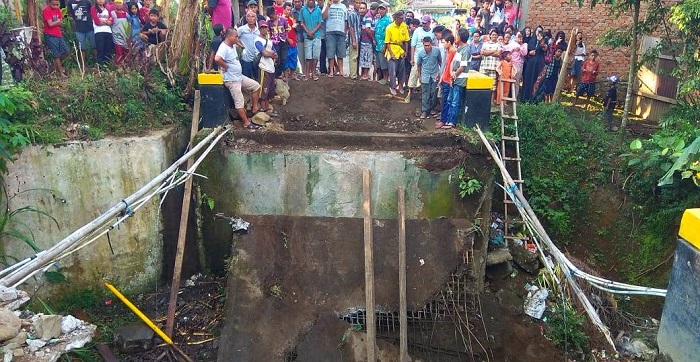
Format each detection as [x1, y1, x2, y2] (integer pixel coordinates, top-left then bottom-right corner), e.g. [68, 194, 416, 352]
[524, 0, 638, 81]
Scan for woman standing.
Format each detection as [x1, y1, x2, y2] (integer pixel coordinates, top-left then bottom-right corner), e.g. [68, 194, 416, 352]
[91, 0, 114, 64]
[520, 30, 545, 102]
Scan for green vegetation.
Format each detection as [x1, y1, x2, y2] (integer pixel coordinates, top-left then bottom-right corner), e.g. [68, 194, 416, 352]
[545, 303, 589, 352]
[17, 71, 187, 144]
[518, 101, 700, 287]
[458, 167, 483, 197]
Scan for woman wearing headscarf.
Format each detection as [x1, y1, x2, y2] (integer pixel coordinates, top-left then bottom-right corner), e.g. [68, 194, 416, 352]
[520, 29, 546, 102]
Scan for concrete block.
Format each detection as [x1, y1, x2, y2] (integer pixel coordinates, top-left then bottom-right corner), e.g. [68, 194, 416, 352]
[657, 238, 700, 362]
[113, 323, 154, 354]
[34, 315, 63, 340]
[0, 308, 21, 342]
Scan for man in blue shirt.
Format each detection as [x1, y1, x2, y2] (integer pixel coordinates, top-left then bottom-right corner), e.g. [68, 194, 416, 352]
[300, 0, 323, 80]
[237, 11, 261, 80]
[415, 36, 441, 119]
[373, 4, 391, 84]
[215, 27, 262, 130]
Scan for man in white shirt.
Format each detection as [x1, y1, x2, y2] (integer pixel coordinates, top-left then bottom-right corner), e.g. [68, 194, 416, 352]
[215, 27, 263, 130]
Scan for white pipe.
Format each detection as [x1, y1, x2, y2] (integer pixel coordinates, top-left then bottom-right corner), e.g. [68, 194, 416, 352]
[0, 126, 227, 287]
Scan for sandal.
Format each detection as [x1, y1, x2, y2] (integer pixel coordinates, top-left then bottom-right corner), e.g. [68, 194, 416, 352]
[390, 87, 397, 96]
[313, 75, 319, 81]
[441, 124, 455, 129]
[435, 122, 445, 129]
[328, 74, 334, 78]
[244, 123, 262, 130]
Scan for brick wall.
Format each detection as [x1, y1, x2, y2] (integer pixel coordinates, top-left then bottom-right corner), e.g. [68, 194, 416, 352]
[523, 0, 639, 81]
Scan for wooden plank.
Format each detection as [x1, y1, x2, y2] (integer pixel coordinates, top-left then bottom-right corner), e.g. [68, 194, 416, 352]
[634, 90, 678, 105]
[398, 186, 408, 362]
[363, 169, 376, 362]
[165, 90, 201, 337]
[553, 28, 577, 103]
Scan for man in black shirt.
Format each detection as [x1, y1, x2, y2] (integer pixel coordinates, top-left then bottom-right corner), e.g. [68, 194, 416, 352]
[140, 9, 168, 45]
[67, 0, 95, 66]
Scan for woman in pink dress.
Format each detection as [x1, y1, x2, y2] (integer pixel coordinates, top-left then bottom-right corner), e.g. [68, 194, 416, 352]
[206, 0, 232, 28]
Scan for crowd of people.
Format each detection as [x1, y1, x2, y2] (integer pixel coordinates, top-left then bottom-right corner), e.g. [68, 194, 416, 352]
[42, 0, 168, 75]
[40, 0, 619, 130]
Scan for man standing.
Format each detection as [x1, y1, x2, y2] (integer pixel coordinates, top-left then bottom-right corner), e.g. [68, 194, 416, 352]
[67, 0, 95, 69]
[407, 15, 435, 99]
[237, 11, 260, 80]
[322, 0, 347, 77]
[443, 29, 470, 129]
[415, 36, 441, 119]
[359, 2, 375, 80]
[374, 4, 391, 85]
[383, 10, 409, 95]
[346, 0, 363, 80]
[215, 27, 262, 130]
[256, 21, 278, 115]
[300, 0, 323, 80]
[267, 6, 290, 79]
[238, 0, 265, 26]
[574, 50, 600, 107]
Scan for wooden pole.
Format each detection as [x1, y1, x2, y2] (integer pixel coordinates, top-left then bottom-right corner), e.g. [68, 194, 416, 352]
[363, 169, 376, 362]
[552, 28, 577, 103]
[397, 186, 408, 362]
[165, 90, 201, 337]
[26, 0, 40, 43]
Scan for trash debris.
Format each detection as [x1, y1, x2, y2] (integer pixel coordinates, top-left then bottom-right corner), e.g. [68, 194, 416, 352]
[488, 212, 506, 249]
[215, 213, 250, 233]
[523, 285, 549, 319]
[419, 258, 425, 266]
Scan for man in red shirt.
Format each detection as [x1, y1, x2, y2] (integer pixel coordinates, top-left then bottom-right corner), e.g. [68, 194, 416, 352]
[43, 0, 69, 77]
[436, 33, 456, 128]
[574, 50, 600, 107]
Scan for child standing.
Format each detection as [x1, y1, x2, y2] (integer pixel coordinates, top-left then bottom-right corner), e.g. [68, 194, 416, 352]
[603, 75, 618, 131]
[574, 49, 600, 107]
[111, 0, 129, 64]
[42, 0, 69, 76]
[496, 50, 513, 104]
[127, 3, 143, 49]
[283, 3, 299, 81]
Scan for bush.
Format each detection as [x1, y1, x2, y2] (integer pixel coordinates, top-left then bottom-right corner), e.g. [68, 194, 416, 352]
[517, 103, 618, 240]
[15, 70, 187, 143]
[545, 303, 589, 352]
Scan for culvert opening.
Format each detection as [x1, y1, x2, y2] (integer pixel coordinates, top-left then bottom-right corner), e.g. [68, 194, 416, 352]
[335, 253, 493, 361]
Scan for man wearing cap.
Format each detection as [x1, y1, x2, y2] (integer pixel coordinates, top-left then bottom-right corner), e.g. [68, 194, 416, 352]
[215, 27, 263, 130]
[407, 15, 436, 98]
[238, 10, 261, 80]
[238, 0, 265, 26]
[359, 2, 376, 80]
[603, 75, 618, 131]
[383, 10, 409, 95]
[300, 0, 323, 80]
[374, 4, 391, 85]
[255, 21, 279, 116]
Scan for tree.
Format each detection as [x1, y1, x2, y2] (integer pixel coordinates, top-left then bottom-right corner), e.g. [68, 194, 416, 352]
[166, 0, 200, 94]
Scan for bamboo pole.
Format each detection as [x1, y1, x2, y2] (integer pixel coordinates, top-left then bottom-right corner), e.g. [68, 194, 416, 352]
[0, 127, 225, 288]
[473, 126, 616, 349]
[553, 28, 577, 103]
[165, 90, 201, 337]
[363, 169, 376, 362]
[398, 186, 408, 362]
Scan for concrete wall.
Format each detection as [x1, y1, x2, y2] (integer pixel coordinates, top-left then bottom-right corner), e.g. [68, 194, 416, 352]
[1, 127, 186, 295]
[200, 150, 479, 220]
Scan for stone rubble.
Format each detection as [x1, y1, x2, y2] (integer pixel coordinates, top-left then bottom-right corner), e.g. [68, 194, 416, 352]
[0, 286, 97, 362]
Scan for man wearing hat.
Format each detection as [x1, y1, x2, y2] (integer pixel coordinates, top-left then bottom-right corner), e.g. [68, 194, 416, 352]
[374, 4, 391, 84]
[383, 10, 409, 95]
[255, 21, 279, 116]
[238, 0, 266, 26]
